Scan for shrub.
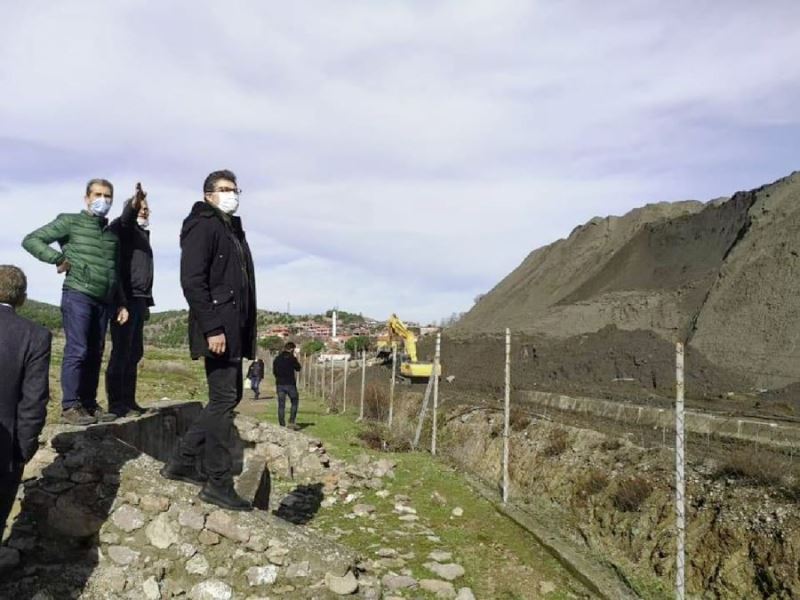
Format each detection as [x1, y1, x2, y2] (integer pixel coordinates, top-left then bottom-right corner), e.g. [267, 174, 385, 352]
[715, 450, 785, 486]
[363, 384, 389, 421]
[600, 438, 623, 452]
[612, 476, 652, 512]
[543, 428, 569, 457]
[509, 406, 531, 432]
[357, 423, 411, 453]
[576, 470, 609, 497]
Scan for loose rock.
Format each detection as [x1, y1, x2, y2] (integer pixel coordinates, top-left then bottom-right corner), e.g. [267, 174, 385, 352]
[325, 570, 359, 595]
[142, 576, 161, 600]
[456, 587, 476, 600]
[246, 565, 279, 586]
[186, 554, 210, 575]
[146, 513, 180, 549]
[107, 545, 140, 566]
[382, 574, 418, 590]
[206, 510, 250, 543]
[425, 562, 466, 581]
[190, 579, 233, 600]
[112, 504, 146, 532]
[179, 507, 206, 531]
[420, 579, 456, 598]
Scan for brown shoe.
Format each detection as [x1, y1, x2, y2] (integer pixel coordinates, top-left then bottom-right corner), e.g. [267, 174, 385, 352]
[61, 407, 97, 426]
[89, 406, 118, 423]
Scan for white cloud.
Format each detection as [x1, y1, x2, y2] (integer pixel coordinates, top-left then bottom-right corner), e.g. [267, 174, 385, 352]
[2, 1, 799, 322]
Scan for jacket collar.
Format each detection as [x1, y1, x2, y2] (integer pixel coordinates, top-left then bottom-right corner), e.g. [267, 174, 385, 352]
[190, 201, 243, 230]
[82, 209, 109, 227]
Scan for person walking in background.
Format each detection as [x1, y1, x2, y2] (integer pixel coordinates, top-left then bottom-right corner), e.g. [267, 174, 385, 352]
[106, 183, 155, 417]
[246, 358, 265, 400]
[0, 266, 51, 537]
[160, 169, 257, 512]
[273, 342, 302, 429]
[22, 179, 128, 426]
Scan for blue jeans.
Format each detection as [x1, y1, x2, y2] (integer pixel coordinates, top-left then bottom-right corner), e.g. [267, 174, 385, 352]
[276, 384, 299, 426]
[60, 289, 111, 411]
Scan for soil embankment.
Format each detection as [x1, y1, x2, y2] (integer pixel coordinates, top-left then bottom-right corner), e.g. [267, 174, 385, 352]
[452, 171, 800, 391]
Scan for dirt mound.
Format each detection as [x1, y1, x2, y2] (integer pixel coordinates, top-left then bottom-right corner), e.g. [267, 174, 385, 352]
[454, 200, 706, 336]
[428, 326, 750, 405]
[454, 171, 800, 388]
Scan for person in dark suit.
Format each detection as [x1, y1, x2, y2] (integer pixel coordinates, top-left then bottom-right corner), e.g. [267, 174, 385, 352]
[0, 266, 52, 537]
[160, 169, 257, 512]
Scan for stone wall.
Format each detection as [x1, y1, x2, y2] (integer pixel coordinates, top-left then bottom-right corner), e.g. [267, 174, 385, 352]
[0, 403, 377, 599]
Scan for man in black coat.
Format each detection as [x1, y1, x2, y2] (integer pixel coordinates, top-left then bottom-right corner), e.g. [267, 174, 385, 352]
[160, 169, 257, 511]
[273, 342, 302, 429]
[0, 266, 52, 537]
[106, 183, 155, 417]
[246, 358, 265, 400]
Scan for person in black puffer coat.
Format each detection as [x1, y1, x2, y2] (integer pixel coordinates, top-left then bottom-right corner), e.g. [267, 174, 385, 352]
[160, 169, 257, 512]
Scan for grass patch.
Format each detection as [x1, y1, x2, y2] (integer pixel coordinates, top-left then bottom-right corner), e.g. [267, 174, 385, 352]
[255, 391, 588, 598]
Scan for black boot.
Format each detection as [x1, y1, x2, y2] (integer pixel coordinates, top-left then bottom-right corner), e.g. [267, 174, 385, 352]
[129, 402, 152, 416]
[160, 461, 208, 486]
[199, 482, 253, 512]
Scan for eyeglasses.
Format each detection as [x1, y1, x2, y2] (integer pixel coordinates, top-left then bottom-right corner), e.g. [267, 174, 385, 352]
[213, 187, 242, 194]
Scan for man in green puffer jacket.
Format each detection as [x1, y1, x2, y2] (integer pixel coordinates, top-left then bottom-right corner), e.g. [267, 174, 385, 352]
[22, 178, 130, 426]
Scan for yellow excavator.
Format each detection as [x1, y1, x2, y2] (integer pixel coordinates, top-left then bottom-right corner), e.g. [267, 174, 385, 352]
[377, 314, 440, 381]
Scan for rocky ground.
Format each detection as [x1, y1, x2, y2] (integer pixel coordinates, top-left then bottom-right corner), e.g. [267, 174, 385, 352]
[441, 403, 800, 599]
[0, 407, 483, 600]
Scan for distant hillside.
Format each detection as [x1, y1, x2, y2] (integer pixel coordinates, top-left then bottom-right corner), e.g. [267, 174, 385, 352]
[18, 299, 62, 331]
[18, 298, 375, 348]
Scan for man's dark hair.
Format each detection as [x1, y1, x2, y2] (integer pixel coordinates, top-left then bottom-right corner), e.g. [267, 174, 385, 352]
[284, 341, 296, 352]
[85, 178, 114, 197]
[0, 265, 27, 306]
[203, 170, 237, 194]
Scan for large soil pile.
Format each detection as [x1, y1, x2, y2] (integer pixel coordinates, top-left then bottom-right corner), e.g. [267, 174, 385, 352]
[453, 171, 800, 390]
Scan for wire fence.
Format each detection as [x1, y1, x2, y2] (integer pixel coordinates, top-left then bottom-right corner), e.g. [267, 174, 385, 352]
[297, 332, 800, 600]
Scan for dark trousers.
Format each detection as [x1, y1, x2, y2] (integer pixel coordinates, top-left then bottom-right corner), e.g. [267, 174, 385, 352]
[174, 357, 242, 486]
[0, 463, 23, 539]
[60, 289, 110, 411]
[277, 384, 299, 426]
[106, 298, 147, 413]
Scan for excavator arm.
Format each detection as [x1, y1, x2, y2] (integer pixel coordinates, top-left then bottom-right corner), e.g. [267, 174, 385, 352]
[387, 314, 419, 362]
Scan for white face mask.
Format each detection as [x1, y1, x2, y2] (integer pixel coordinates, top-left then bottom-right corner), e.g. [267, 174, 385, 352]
[137, 217, 149, 229]
[216, 191, 239, 215]
[89, 197, 112, 217]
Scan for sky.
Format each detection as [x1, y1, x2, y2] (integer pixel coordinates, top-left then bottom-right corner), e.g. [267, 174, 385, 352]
[2, 1, 799, 323]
